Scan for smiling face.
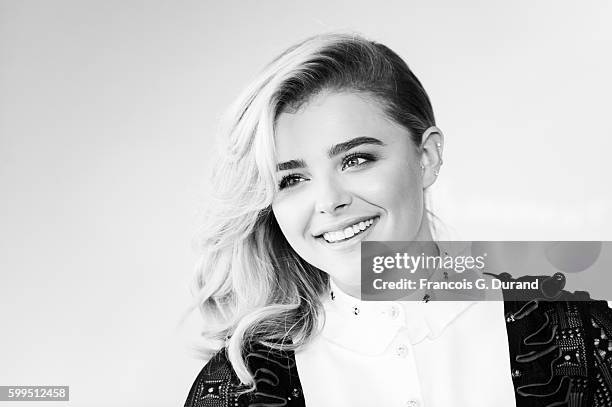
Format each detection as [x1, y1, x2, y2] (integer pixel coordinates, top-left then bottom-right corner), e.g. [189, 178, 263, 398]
[271, 91, 433, 296]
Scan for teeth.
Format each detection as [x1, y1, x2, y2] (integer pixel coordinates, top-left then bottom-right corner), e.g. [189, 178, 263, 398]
[344, 227, 355, 238]
[322, 218, 376, 243]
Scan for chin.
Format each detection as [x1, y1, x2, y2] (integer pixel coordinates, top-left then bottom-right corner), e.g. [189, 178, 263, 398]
[324, 262, 361, 284]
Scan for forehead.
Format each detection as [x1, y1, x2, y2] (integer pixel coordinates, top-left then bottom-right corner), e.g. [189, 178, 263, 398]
[274, 92, 410, 159]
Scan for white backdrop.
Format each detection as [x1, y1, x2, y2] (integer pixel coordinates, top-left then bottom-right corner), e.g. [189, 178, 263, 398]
[1, 1, 611, 406]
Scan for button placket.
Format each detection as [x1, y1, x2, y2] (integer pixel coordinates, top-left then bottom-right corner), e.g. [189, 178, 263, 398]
[389, 304, 400, 319]
[390, 337, 424, 407]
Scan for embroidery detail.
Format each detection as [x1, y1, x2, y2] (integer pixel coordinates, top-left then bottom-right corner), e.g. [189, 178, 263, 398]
[499, 271, 612, 407]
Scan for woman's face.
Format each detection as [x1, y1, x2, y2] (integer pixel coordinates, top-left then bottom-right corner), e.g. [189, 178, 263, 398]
[271, 92, 431, 294]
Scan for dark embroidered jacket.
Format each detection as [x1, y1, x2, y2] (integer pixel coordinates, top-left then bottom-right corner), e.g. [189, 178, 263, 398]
[184, 273, 612, 407]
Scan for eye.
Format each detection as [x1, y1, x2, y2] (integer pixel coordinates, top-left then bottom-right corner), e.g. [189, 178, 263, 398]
[341, 153, 375, 171]
[278, 174, 306, 190]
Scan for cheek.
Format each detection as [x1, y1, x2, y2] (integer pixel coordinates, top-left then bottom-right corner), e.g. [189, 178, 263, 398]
[272, 195, 312, 245]
[362, 161, 423, 211]
[391, 171, 422, 209]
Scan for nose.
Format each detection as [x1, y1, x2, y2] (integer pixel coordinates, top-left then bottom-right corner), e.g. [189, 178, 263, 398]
[314, 176, 352, 214]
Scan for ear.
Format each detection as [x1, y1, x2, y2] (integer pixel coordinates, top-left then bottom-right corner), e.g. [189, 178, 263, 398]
[419, 126, 444, 189]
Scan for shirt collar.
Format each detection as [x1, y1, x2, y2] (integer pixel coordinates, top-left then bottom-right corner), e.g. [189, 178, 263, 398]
[319, 241, 481, 355]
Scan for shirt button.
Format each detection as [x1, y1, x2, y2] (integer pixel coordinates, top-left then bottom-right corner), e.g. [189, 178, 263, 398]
[396, 344, 409, 358]
[389, 305, 400, 319]
[405, 400, 419, 407]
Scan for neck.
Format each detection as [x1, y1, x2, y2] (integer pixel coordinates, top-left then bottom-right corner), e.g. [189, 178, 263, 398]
[332, 240, 440, 301]
[331, 278, 362, 300]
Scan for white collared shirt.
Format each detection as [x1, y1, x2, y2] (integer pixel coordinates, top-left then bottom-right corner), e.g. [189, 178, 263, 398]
[295, 277, 516, 407]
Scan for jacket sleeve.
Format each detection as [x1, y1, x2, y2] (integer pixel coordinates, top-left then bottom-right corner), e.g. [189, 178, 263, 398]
[184, 349, 244, 407]
[490, 272, 612, 407]
[184, 344, 305, 407]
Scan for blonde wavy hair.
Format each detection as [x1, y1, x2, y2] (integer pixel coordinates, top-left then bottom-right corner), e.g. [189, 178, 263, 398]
[193, 32, 436, 386]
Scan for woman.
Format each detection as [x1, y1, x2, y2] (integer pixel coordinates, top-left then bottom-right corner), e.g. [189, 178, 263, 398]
[185, 33, 612, 406]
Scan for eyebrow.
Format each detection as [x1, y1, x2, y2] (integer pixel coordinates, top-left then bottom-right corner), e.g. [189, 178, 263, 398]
[276, 137, 385, 171]
[327, 136, 385, 157]
[276, 159, 307, 171]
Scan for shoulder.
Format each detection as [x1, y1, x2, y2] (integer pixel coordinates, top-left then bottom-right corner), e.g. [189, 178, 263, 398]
[487, 272, 612, 406]
[184, 343, 305, 407]
[183, 349, 243, 407]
